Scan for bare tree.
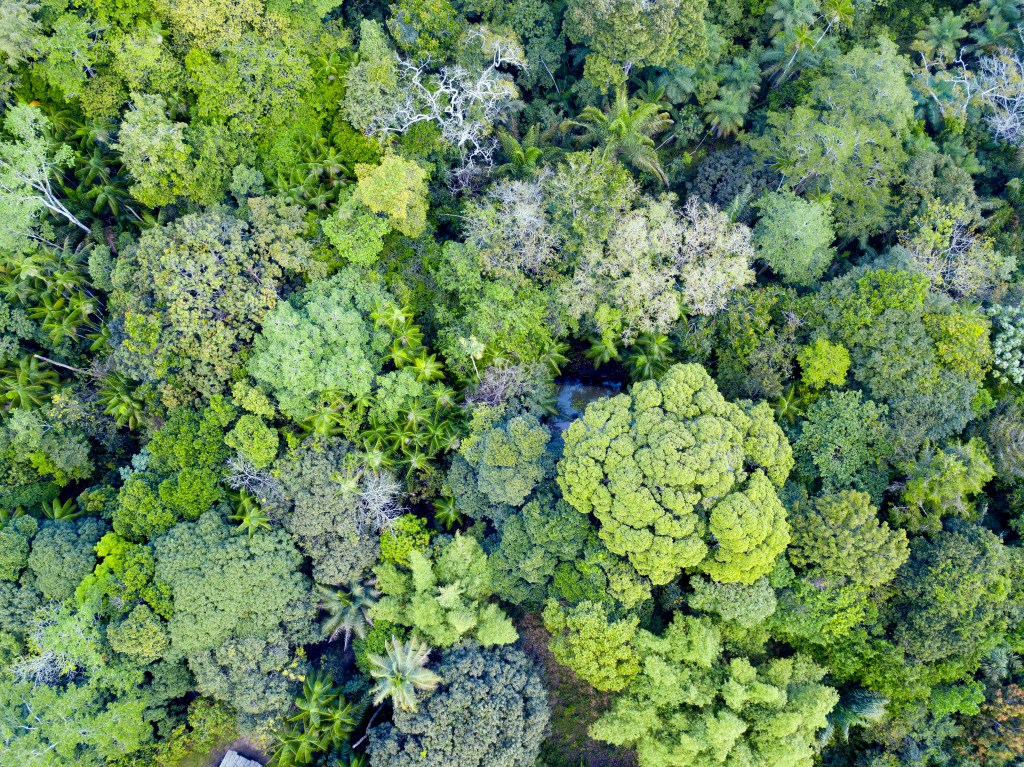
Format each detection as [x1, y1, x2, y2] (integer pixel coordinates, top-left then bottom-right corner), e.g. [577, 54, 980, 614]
[366, 28, 525, 187]
[224, 455, 285, 505]
[465, 174, 561, 280]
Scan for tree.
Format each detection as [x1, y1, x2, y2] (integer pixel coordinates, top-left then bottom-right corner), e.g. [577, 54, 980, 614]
[247, 268, 392, 420]
[188, 630, 305, 727]
[106, 604, 169, 663]
[367, 636, 441, 712]
[906, 202, 1013, 300]
[110, 199, 310, 404]
[797, 338, 850, 389]
[0, 105, 90, 251]
[224, 414, 278, 470]
[488, 493, 652, 610]
[459, 414, 551, 507]
[317, 579, 379, 646]
[465, 178, 561, 281]
[687, 575, 777, 629]
[273, 440, 382, 586]
[153, 509, 316, 658]
[564, 86, 673, 182]
[27, 517, 108, 601]
[794, 391, 892, 498]
[557, 364, 792, 585]
[564, 0, 708, 85]
[367, 642, 550, 767]
[352, 155, 429, 238]
[888, 526, 1012, 666]
[542, 599, 641, 692]
[788, 491, 909, 587]
[753, 191, 835, 285]
[894, 438, 996, 533]
[590, 614, 838, 767]
[749, 39, 915, 236]
[114, 94, 196, 208]
[372, 532, 518, 648]
[0, 605, 176, 766]
[676, 197, 756, 316]
[990, 302, 1024, 385]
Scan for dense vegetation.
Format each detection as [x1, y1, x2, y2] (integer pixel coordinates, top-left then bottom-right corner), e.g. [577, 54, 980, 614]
[2, 0, 1024, 765]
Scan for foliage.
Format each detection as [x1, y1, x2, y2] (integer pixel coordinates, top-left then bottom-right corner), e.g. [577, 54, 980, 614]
[372, 532, 518, 647]
[794, 391, 892, 498]
[367, 642, 550, 767]
[557, 364, 792, 585]
[460, 413, 551, 507]
[797, 338, 849, 389]
[542, 599, 641, 692]
[564, 0, 708, 86]
[110, 200, 310, 403]
[352, 155, 429, 238]
[248, 268, 392, 420]
[153, 509, 315, 658]
[788, 490, 909, 587]
[749, 39, 915, 236]
[590, 614, 838, 767]
[753, 191, 835, 286]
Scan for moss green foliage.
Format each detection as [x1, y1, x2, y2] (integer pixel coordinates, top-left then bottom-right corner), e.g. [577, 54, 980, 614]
[373, 532, 517, 647]
[28, 517, 108, 601]
[590, 614, 838, 767]
[797, 338, 850, 390]
[224, 414, 279, 469]
[789, 491, 909, 588]
[558, 364, 792, 585]
[352, 155, 429, 238]
[3, 0, 1024, 761]
[794, 391, 892, 498]
[542, 599, 641, 691]
[367, 642, 550, 767]
[565, 0, 708, 86]
[247, 268, 393, 419]
[273, 439, 381, 586]
[894, 438, 996, 532]
[380, 513, 431, 565]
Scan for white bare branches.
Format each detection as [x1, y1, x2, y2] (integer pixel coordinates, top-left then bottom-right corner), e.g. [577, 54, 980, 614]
[10, 606, 93, 687]
[976, 50, 1024, 145]
[224, 455, 285, 505]
[357, 470, 405, 532]
[466, 175, 561, 279]
[365, 29, 524, 187]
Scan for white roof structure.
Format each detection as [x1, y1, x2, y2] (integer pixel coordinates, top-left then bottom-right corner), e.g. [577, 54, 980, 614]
[219, 751, 263, 767]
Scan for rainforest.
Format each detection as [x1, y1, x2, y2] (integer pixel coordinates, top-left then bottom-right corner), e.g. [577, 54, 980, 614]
[2, 0, 1024, 765]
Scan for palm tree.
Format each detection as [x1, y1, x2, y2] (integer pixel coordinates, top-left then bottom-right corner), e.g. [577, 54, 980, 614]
[230, 490, 271, 538]
[42, 497, 84, 522]
[563, 85, 673, 184]
[433, 496, 464, 531]
[704, 87, 751, 137]
[317, 580, 380, 647]
[625, 333, 673, 381]
[367, 637, 441, 712]
[914, 11, 967, 63]
[495, 126, 544, 179]
[98, 372, 147, 430]
[1, 355, 59, 410]
[818, 689, 887, 748]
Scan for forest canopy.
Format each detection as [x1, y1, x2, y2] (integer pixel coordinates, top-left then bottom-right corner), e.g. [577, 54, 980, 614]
[2, 0, 1024, 766]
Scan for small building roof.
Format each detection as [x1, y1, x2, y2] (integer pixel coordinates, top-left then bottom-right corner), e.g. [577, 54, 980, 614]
[219, 750, 262, 767]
